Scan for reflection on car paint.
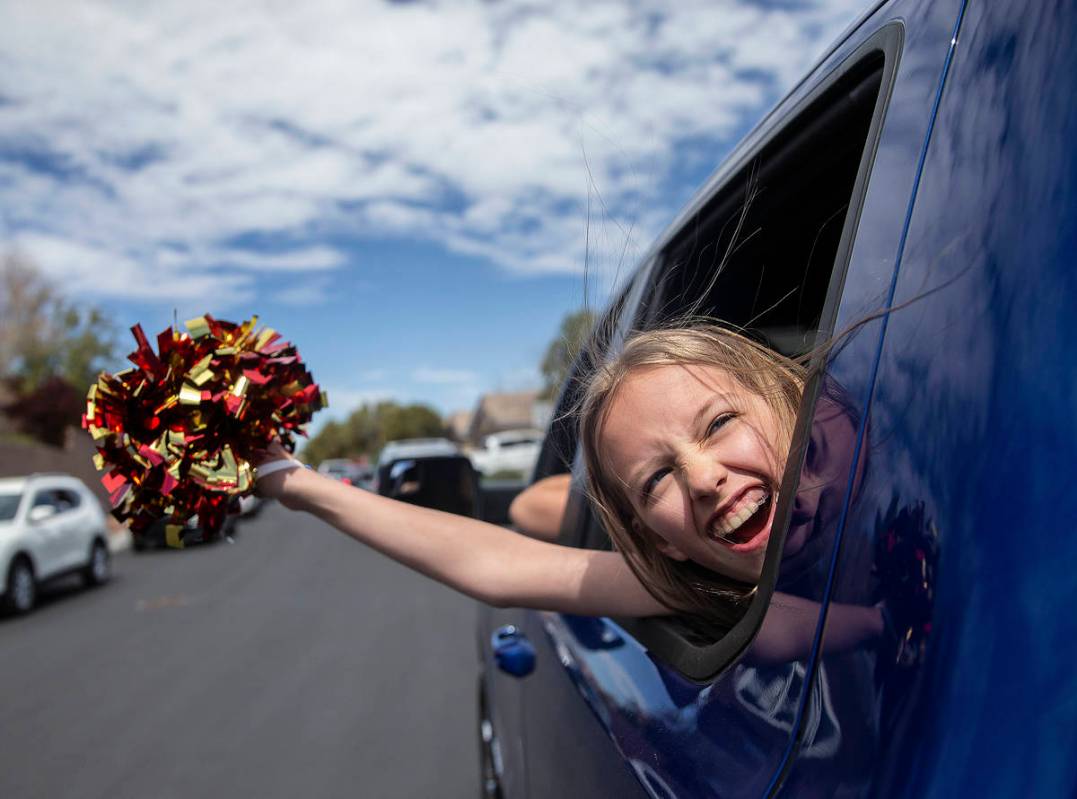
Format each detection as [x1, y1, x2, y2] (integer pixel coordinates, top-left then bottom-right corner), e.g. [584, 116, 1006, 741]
[480, 1, 1077, 796]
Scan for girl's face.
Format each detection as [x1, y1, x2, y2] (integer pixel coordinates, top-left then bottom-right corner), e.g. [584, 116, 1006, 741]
[601, 363, 784, 584]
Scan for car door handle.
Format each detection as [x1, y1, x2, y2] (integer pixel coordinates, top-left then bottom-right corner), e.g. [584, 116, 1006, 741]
[491, 625, 536, 678]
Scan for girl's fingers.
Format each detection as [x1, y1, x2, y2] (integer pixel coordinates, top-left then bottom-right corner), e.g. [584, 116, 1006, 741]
[252, 438, 293, 467]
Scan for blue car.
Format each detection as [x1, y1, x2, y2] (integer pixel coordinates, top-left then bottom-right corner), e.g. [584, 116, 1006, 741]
[475, 2, 1077, 797]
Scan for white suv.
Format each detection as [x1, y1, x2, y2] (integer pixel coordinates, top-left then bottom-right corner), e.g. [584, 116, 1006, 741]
[0, 473, 111, 615]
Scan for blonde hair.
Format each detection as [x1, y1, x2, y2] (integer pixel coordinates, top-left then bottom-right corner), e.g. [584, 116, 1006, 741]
[579, 324, 806, 628]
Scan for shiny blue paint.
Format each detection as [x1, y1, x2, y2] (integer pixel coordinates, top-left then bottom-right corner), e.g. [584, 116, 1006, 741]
[768, 0, 969, 794]
[784, 1, 1077, 795]
[479, 1, 1077, 796]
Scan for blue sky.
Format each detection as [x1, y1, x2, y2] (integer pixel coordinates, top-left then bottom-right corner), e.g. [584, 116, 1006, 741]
[0, 0, 864, 431]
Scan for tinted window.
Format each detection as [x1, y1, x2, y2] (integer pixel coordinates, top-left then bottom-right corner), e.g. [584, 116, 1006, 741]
[31, 491, 58, 510]
[0, 492, 21, 521]
[54, 489, 81, 512]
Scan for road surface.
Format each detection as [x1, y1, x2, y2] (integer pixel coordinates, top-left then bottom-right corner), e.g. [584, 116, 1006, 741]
[0, 502, 481, 799]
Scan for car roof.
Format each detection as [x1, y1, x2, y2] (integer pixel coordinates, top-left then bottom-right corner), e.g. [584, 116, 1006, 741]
[378, 438, 460, 464]
[0, 476, 29, 492]
[487, 428, 543, 440]
[0, 473, 85, 493]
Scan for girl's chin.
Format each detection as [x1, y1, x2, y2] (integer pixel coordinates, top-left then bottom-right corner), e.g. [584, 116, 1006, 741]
[703, 545, 766, 585]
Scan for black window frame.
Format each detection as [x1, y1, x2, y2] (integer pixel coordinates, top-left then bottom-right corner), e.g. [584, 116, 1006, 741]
[557, 22, 903, 680]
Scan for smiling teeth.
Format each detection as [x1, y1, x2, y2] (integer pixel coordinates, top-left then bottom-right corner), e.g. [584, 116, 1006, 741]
[714, 494, 769, 540]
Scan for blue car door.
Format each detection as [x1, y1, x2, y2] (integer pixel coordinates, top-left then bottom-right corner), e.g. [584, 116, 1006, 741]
[781, 2, 1077, 796]
[480, 2, 967, 797]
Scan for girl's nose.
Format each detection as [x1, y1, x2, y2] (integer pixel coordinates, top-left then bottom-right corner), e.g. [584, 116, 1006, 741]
[684, 452, 727, 499]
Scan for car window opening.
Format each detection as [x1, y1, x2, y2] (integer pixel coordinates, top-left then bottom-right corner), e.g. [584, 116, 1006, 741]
[580, 44, 893, 679]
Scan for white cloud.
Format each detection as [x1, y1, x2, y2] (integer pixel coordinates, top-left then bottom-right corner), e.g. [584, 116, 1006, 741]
[0, 0, 864, 302]
[221, 247, 346, 271]
[271, 277, 334, 307]
[10, 231, 252, 305]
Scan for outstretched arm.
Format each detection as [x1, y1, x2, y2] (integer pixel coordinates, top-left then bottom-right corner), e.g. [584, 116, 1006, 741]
[257, 448, 668, 618]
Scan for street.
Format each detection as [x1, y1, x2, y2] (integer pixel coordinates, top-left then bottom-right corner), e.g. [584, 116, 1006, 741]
[0, 503, 480, 799]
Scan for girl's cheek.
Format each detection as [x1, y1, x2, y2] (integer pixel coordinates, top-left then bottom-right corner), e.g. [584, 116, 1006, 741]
[655, 486, 689, 526]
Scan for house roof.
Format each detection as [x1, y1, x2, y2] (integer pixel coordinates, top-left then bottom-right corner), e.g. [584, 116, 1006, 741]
[468, 390, 540, 441]
[444, 410, 473, 442]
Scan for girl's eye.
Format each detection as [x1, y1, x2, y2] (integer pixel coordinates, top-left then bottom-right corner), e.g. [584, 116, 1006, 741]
[707, 412, 736, 436]
[641, 468, 671, 503]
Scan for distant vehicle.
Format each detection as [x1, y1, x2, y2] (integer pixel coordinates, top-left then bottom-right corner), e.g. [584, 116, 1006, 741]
[372, 437, 470, 506]
[373, 438, 460, 489]
[238, 492, 265, 517]
[134, 509, 239, 551]
[317, 458, 375, 488]
[468, 429, 542, 479]
[375, 438, 461, 469]
[0, 473, 111, 614]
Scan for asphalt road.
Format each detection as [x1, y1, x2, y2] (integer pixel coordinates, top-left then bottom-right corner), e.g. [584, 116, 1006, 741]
[0, 503, 481, 799]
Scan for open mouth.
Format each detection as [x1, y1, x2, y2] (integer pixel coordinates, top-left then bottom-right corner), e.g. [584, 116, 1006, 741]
[709, 491, 773, 551]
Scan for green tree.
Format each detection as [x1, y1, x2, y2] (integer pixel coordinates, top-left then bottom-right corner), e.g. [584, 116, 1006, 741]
[300, 420, 344, 465]
[539, 308, 597, 399]
[1, 253, 118, 446]
[301, 400, 447, 464]
[0, 252, 117, 392]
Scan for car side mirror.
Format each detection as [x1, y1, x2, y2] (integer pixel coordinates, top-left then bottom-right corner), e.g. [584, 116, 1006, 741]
[29, 505, 56, 523]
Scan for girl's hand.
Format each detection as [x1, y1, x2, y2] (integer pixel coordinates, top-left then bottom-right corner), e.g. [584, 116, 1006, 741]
[252, 439, 307, 508]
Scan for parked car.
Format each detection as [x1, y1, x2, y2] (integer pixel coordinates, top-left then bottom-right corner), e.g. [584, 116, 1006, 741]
[376, 438, 460, 466]
[371, 438, 460, 492]
[370, 437, 484, 516]
[469, 429, 543, 479]
[238, 492, 266, 517]
[317, 458, 375, 488]
[0, 473, 111, 614]
[133, 508, 239, 551]
[425, 3, 1077, 796]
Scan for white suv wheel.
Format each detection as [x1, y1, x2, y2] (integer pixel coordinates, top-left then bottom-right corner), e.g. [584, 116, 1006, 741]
[84, 541, 111, 587]
[7, 560, 35, 614]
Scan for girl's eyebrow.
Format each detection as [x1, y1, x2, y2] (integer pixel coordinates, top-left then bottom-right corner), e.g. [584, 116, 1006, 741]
[629, 456, 665, 494]
[692, 396, 723, 431]
[692, 392, 734, 433]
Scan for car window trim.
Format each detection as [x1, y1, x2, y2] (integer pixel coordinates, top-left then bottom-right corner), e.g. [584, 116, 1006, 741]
[587, 21, 904, 681]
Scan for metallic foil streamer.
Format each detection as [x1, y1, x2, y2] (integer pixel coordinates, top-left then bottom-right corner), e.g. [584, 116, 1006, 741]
[82, 314, 325, 547]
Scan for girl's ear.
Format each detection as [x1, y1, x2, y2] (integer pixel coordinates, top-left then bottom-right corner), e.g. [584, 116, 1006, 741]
[632, 517, 689, 561]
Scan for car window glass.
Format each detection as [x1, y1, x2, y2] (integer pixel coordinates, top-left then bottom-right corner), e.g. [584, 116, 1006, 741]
[0, 492, 21, 521]
[54, 489, 80, 512]
[31, 490, 58, 510]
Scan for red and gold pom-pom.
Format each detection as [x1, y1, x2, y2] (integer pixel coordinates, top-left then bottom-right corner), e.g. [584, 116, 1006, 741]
[82, 314, 325, 545]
